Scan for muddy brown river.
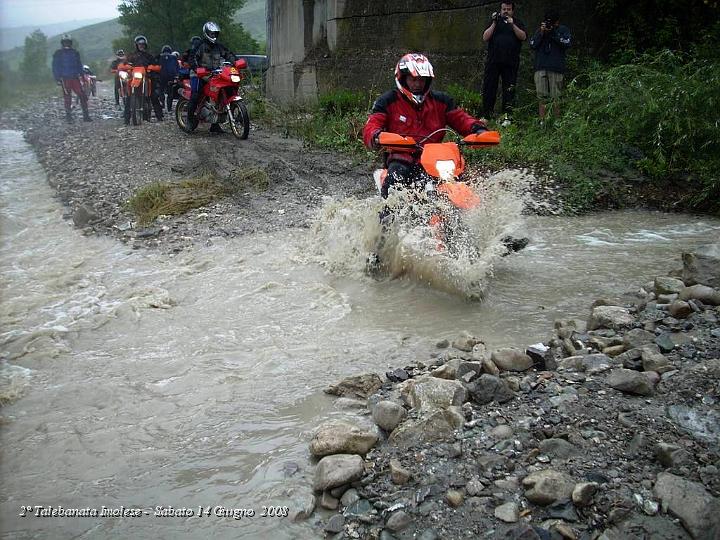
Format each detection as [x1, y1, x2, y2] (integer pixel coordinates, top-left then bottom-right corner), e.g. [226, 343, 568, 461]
[1, 129, 719, 539]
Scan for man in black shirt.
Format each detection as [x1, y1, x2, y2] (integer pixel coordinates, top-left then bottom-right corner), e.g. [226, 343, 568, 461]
[481, 2, 527, 125]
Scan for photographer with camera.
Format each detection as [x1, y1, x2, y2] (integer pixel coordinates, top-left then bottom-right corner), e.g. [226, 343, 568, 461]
[481, 2, 526, 126]
[529, 9, 572, 120]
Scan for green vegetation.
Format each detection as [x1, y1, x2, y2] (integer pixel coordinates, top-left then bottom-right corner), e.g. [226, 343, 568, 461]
[127, 169, 267, 226]
[115, 0, 259, 56]
[252, 30, 719, 214]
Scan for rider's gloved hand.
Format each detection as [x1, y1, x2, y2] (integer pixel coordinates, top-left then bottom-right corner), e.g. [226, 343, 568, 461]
[471, 123, 488, 134]
[371, 130, 383, 150]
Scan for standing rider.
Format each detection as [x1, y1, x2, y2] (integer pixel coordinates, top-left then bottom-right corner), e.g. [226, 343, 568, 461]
[125, 35, 164, 124]
[51, 34, 92, 123]
[186, 21, 236, 133]
[363, 53, 487, 199]
[110, 49, 126, 107]
[158, 44, 179, 111]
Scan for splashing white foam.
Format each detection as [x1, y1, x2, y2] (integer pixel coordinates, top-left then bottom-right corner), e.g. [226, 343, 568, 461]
[308, 167, 533, 300]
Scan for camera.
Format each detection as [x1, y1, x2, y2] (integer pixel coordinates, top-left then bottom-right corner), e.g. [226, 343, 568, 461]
[495, 13, 509, 23]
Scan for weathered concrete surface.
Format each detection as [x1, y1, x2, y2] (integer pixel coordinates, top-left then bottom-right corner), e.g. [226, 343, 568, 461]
[267, 0, 604, 103]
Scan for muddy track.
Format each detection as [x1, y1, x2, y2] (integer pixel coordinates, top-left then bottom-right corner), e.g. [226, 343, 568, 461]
[0, 81, 376, 252]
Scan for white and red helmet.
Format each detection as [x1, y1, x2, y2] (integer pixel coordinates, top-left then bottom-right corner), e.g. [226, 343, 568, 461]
[395, 53, 434, 105]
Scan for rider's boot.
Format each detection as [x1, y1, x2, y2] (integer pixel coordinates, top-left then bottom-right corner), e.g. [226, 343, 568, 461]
[65, 110, 73, 123]
[365, 206, 394, 276]
[185, 101, 197, 132]
[81, 102, 92, 122]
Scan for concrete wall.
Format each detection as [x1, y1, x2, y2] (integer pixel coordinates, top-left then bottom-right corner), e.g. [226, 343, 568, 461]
[266, 0, 603, 104]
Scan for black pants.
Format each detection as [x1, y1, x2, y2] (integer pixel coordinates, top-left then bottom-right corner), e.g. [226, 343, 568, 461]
[381, 161, 425, 199]
[124, 84, 164, 123]
[482, 61, 519, 117]
[114, 77, 120, 105]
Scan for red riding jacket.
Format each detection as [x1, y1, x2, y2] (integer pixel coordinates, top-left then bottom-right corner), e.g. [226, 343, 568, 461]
[363, 89, 485, 164]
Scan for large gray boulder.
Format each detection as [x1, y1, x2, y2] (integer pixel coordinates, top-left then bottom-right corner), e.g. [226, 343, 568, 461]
[389, 406, 464, 448]
[654, 472, 720, 540]
[310, 421, 378, 457]
[371, 400, 406, 432]
[491, 348, 534, 372]
[324, 373, 383, 398]
[558, 353, 613, 374]
[313, 454, 365, 491]
[679, 284, 720, 306]
[522, 469, 576, 505]
[606, 368, 655, 396]
[588, 306, 635, 330]
[682, 243, 720, 288]
[405, 375, 467, 412]
[655, 276, 686, 295]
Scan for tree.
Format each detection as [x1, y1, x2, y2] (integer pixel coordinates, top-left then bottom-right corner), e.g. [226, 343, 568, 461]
[115, 0, 259, 54]
[21, 30, 49, 80]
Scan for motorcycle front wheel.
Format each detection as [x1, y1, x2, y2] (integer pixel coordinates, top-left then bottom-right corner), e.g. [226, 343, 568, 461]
[130, 89, 143, 126]
[228, 101, 250, 140]
[175, 98, 198, 132]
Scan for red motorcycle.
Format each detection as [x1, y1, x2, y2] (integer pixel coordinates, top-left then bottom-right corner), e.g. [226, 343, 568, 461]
[175, 59, 250, 139]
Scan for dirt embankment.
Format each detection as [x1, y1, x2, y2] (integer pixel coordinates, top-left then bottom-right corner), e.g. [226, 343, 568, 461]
[0, 82, 375, 252]
[0, 81, 574, 253]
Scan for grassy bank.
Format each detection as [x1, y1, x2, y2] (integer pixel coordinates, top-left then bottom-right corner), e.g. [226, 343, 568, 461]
[0, 75, 57, 111]
[250, 47, 720, 215]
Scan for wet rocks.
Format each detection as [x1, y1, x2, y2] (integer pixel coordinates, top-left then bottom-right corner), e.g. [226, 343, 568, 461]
[491, 348, 534, 372]
[404, 375, 467, 412]
[606, 368, 655, 395]
[679, 284, 720, 306]
[325, 373, 383, 399]
[310, 421, 378, 457]
[310, 262, 720, 539]
[371, 401, 407, 432]
[655, 276, 686, 296]
[72, 204, 99, 227]
[386, 509, 411, 531]
[653, 472, 720, 540]
[588, 305, 635, 330]
[682, 243, 720, 288]
[313, 454, 365, 491]
[522, 469, 576, 505]
[494, 501, 520, 522]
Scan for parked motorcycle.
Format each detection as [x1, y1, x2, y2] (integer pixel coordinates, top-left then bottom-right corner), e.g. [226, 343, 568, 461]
[112, 64, 131, 105]
[175, 59, 250, 139]
[121, 63, 161, 125]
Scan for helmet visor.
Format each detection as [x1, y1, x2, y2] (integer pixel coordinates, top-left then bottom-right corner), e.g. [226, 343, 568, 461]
[207, 31, 219, 40]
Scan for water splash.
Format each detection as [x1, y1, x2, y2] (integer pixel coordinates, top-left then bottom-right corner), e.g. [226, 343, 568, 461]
[309, 168, 531, 300]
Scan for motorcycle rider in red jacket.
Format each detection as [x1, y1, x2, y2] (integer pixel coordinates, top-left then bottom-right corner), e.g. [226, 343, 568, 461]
[363, 53, 487, 199]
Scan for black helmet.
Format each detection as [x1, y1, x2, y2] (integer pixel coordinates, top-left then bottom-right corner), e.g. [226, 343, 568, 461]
[203, 21, 220, 43]
[161, 45, 172, 54]
[116, 49, 125, 57]
[134, 35, 148, 50]
[61, 33, 72, 46]
[190, 35, 202, 49]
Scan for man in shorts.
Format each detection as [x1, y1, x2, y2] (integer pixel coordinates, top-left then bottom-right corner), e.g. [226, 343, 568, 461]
[529, 10, 571, 120]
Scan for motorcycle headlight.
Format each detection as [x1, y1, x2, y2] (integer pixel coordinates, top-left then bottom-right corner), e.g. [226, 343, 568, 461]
[133, 72, 143, 79]
[230, 75, 241, 83]
[119, 71, 129, 80]
[435, 160, 456, 180]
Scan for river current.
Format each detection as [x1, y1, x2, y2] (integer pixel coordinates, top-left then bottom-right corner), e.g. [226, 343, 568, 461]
[1, 129, 718, 539]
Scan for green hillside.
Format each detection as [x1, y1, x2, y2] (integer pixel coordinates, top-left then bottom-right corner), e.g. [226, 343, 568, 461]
[0, 18, 122, 72]
[235, 0, 266, 43]
[0, 1, 265, 74]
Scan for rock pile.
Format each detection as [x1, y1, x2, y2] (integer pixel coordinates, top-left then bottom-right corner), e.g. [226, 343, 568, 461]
[303, 248, 720, 539]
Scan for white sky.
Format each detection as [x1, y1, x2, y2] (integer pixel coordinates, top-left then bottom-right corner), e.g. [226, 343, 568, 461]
[0, 0, 120, 27]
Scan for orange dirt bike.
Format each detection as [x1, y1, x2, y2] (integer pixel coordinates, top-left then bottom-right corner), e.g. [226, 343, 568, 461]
[175, 59, 250, 139]
[372, 128, 528, 262]
[112, 64, 131, 106]
[120, 62, 161, 125]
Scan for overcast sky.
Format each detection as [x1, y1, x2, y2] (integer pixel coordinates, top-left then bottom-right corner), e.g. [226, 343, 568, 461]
[0, 0, 120, 27]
